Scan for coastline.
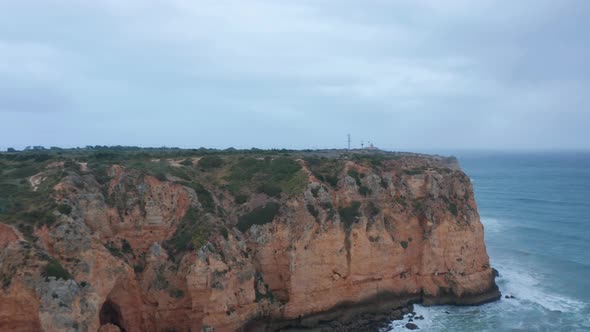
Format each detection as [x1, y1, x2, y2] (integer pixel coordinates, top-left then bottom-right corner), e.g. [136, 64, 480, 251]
[242, 280, 501, 331]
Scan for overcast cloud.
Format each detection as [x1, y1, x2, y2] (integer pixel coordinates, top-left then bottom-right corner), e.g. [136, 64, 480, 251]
[1, 0, 589, 151]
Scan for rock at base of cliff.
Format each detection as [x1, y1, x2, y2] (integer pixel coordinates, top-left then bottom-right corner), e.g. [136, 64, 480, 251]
[406, 322, 419, 330]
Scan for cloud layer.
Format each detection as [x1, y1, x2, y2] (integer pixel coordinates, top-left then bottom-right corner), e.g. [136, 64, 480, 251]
[1, 0, 589, 151]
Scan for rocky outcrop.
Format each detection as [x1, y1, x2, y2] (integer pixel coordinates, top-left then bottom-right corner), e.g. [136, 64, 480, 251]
[0, 152, 499, 331]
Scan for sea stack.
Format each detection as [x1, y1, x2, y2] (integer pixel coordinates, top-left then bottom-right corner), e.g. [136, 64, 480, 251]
[0, 150, 500, 331]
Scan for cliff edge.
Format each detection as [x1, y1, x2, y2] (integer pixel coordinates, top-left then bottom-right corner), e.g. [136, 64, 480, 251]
[0, 149, 500, 331]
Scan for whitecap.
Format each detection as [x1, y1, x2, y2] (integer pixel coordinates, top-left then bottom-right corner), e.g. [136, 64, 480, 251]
[480, 217, 507, 233]
[495, 264, 587, 313]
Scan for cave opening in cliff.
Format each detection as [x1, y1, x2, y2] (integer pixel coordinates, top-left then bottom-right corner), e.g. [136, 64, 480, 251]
[100, 299, 127, 332]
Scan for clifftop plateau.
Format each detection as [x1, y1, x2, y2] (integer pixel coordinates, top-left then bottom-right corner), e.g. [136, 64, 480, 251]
[0, 148, 499, 331]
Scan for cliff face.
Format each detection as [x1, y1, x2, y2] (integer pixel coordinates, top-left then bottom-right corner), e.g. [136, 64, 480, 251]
[0, 151, 499, 331]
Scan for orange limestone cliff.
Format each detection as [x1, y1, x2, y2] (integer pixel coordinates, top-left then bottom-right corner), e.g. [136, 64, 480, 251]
[0, 151, 499, 331]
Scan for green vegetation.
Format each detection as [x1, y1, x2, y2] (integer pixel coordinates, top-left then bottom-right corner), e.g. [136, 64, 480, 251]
[338, 201, 361, 229]
[179, 158, 193, 166]
[198, 155, 224, 170]
[234, 194, 249, 204]
[226, 157, 306, 198]
[169, 288, 185, 298]
[306, 204, 319, 218]
[400, 241, 409, 249]
[347, 169, 362, 186]
[57, 204, 72, 215]
[0, 159, 62, 237]
[449, 202, 458, 216]
[220, 227, 229, 240]
[236, 203, 281, 232]
[256, 183, 282, 197]
[42, 260, 72, 281]
[367, 201, 380, 218]
[104, 242, 124, 258]
[166, 208, 212, 252]
[254, 272, 275, 303]
[183, 182, 215, 213]
[358, 185, 371, 197]
[351, 153, 389, 168]
[121, 239, 133, 254]
[304, 157, 343, 188]
[311, 186, 320, 198]
[404, 167, 427, 176]
[442, 196, 459, 216]
[394, 196, 408, 208]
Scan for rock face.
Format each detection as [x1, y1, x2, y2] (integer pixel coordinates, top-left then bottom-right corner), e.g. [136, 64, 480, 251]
[0, 151, 500, 331]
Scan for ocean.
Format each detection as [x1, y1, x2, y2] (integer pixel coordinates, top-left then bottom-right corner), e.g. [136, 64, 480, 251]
[385, 152, 590, 331]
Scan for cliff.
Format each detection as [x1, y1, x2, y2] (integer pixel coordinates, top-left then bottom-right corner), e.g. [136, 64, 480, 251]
[0, 149, 500, 331]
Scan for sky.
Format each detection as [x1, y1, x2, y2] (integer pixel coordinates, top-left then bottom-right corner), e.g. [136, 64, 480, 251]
[1, 0, 589, 152]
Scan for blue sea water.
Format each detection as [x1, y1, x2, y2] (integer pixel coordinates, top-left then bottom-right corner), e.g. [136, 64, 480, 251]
[386, 152, 590, 331]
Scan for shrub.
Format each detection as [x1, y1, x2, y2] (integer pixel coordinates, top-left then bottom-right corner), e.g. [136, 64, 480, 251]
[358, 185, 371, 197]
[448, 202, 458, 216]
[395, 196, 407, 207]
[311, 187, 320, 198]
[367, 201, 380, 217]
[404, 167, 426, 176]
[184, 182, 215, 212]
[121, 239, 133, 254]
[167, 208, 211, 252]
[134, 264, 145, 273]
[169, 167, 192, 181]
[43, 260, 72, 281]
[169, 288, 185, 298]
[307, 204, 319, 218]
[57, 204, 72, 215]
[237, 203, 280, 232]
[105, 243, 123, 258]
[227, 157, 305, 197]
[269, 158, 300, 181]
[198, 155, 224, 170]
[338, 201, 361, 229]
[304, 157, 343, 189]
[256, 183, 282, 197]
[220, 227, 229, 240]
[180, 159, 193, 166]
[282, 170, 308, 196]
[400, 241, 409, 249]
[347, 169, 362, 186]
[154, 172, 167, 181]
[234, 194, 249, 204]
